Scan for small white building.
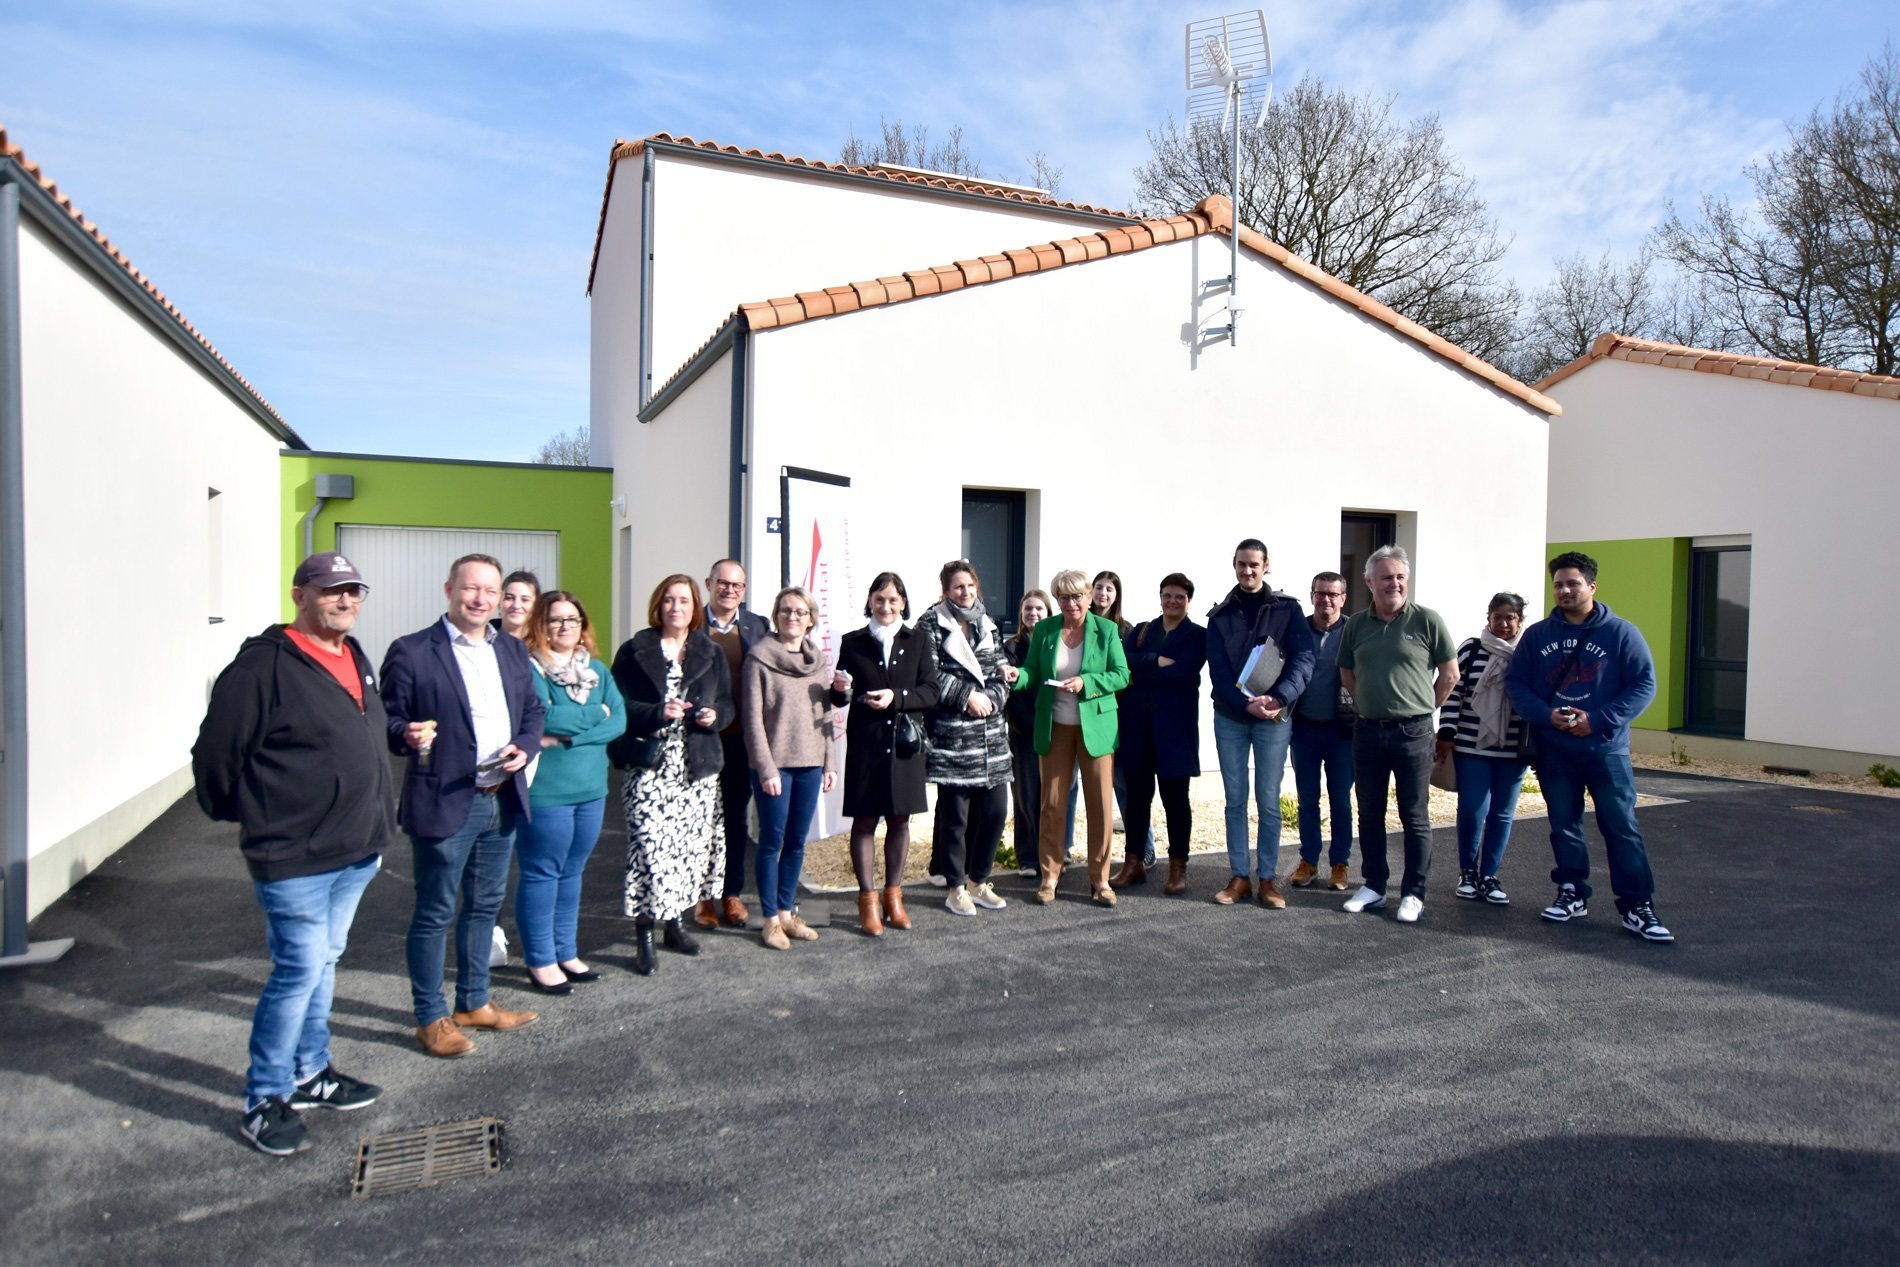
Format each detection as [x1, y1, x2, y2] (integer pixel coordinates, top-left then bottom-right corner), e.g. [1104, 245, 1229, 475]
[1539, 334, 1900, 772]
[2, 130, 302, 932]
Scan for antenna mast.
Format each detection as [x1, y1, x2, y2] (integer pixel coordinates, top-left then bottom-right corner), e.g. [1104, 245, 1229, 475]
[1186, 11, 1272, 346]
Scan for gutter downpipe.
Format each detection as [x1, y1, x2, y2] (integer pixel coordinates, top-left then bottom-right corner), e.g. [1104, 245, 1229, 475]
[728, 328, 748, 560]
[0, 177, 70, 965]
[301, 497, 326, 559]
[639, 147, 655, 411]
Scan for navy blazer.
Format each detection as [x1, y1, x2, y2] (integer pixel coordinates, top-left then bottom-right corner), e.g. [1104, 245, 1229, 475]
[1120, 616, 1208, 779]
[380, 619, 546, 838]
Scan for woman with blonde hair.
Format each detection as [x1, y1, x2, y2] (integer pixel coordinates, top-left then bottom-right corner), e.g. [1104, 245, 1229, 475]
[742, 586, 838, 950]
[1012, 569, 1130, 906]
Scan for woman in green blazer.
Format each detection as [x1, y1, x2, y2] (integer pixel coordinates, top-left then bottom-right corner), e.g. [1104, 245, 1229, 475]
[1010, 569, 1131, 906]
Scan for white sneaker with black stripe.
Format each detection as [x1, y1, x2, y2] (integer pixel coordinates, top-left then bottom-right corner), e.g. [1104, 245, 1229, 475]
[1454, 870, 1479, 900]
[1622, 902, 1675, 943]
[1542, 883, 1588, 922]
[1342, 886, 1387, 913]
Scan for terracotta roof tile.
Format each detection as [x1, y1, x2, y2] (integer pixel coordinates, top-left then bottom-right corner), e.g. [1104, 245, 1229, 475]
[0, 125, 292, 435]
[647, 195, 1557, 415]
[586, 132, 1138, 294]
[1536, 333, 1900, 401]
[823, 284, 860, 315]
[794, 290, 835, 318]
[878, 275, 915, 303]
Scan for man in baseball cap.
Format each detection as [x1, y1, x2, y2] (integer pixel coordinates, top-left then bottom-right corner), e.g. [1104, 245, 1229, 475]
[192, 552, 395, 1155]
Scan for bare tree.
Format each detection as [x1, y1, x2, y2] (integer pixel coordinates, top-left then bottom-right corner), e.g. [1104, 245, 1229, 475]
[533, 426, 592, 466]
[840, 119, 982, 178]
[1134, 74, 1518, 361]
[1024, 150, 1064, 197]
[1658, 46, 1899, 373]
[1512, 251, 1661, 383]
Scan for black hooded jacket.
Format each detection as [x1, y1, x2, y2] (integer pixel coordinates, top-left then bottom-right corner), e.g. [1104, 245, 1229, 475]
[192, 624, 398, 881]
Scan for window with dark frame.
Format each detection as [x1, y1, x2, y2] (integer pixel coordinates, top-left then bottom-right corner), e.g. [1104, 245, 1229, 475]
[960, 490, 1026, 637]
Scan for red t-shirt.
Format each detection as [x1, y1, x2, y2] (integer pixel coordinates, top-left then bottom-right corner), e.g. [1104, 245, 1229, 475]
[284, 626, 364, 707]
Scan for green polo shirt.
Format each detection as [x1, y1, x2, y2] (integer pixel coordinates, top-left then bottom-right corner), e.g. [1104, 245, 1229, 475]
[1336, 603, 1455, 720]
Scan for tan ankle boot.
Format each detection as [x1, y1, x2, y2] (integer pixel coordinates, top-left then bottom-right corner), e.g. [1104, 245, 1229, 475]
[1110, 855, 1147, 888]
[1164, 859, 1188, 894]
[881, 886, 912, 930]
[857, 891, 884, 937]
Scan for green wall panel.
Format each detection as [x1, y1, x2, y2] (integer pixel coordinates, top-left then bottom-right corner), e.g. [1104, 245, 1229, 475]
[1544, 537, 1688, 731]
[281, 453, 615, 645]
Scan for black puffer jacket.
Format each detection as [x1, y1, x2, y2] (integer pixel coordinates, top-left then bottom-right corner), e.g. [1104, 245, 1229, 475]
[192, 625, 397, 882]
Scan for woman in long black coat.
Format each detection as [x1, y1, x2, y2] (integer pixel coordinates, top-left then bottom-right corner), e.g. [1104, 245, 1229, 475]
[1115, 572, 1207, 896]
[830, 572, 939, 936]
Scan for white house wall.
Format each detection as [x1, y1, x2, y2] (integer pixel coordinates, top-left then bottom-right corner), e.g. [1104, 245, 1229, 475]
[16, 218, 283, 915]
[1546, 358, 1893, 755]
[738, 235, 1547, 682]
[588, 158, 644, 472]
[614, 343, 733, 636]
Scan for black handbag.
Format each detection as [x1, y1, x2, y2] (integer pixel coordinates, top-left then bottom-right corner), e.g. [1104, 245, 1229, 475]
[894, 712, 928, 760]
[609, 730, 664, 772]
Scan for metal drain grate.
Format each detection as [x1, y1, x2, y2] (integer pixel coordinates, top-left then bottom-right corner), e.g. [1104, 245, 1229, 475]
[352, 1117, 503, 1199]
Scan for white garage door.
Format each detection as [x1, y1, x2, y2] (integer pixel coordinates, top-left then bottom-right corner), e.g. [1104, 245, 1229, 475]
[336, 525, 560, 672]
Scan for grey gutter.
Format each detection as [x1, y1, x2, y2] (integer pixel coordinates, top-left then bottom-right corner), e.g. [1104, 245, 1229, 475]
[285, 449, 612, 473]
[638, 316, 740, 423]
[639, 147, 655, 409]
[728, 328, 748, 560]
[0, 157, 307, 449]
[0, 182, 31, 955]
[643, 139, 1136, 229]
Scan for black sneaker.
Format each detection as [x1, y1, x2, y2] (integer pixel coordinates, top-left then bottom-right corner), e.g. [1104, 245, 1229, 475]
[1479, 876, 1509, 905]
[290, 1066, 382, 1112]
[1454, 870, 1479, 900]
[1622, 902, 1675, 943]
[239, 1096, 310, 1156]
[1542, 883, 1587, 922]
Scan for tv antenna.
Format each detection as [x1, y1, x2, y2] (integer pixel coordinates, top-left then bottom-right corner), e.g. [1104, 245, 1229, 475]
[1186, 11, 1272, 346]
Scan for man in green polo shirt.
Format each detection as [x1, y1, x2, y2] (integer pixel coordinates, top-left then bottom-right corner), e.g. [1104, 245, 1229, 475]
[1335, 545, 1457, 924]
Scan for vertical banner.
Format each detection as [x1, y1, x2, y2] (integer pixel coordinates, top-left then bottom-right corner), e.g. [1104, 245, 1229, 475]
[781, 467, 853, 842]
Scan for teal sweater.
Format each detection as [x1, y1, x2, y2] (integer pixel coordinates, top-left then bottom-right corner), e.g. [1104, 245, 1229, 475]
[528, 655, 628, 807]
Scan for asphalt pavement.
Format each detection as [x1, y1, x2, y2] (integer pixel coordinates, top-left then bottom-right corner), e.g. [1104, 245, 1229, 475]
[2, 768, 1896, 1265]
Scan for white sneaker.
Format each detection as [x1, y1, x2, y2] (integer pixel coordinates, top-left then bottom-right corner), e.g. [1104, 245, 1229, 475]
[1396, 895, 1423, 923]
[1342, 886, 1387, 913]
[945, 886, 976, 916]
[1016, 865, 1038, 878]
[971, 882, 1008, 911]
[489, 925, 509, 967]
[926, 872, 948, 888]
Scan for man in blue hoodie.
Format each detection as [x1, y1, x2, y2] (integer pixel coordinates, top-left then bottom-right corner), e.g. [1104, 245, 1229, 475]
[1506, 551, 1674, 942]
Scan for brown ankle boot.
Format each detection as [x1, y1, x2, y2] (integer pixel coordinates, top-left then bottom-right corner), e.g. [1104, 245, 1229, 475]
[1110, 855, 1147, 888]
[881, 886, 912, 930]
[1164, 860, 1188, 894]
[857, 891, 884, 937]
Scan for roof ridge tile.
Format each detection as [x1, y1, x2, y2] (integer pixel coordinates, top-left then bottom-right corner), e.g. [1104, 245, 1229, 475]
[1537, 332, 1900, 400]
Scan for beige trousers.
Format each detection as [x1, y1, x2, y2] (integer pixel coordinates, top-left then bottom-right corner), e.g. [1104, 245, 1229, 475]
[1038, 723, 1114, 889]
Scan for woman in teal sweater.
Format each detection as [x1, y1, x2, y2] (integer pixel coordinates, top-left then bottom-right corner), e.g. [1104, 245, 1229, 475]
[1011, 569, 1131, 906]
[517, 591, 627, 995]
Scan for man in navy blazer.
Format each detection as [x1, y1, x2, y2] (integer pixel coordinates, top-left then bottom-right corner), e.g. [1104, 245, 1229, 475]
[380, 553, 546, 1057]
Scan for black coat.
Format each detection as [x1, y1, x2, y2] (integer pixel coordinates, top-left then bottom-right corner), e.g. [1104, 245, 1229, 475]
[1120, 617, 1208, 779]
[830, 625, 940, 816]
[608, 628, 734, 783]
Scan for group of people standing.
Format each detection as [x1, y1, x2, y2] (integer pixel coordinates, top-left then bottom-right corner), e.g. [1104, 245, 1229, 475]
[194, 539, 1673, 1158]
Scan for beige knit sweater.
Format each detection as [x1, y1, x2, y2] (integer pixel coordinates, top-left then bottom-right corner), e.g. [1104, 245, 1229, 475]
[740, 637, 836, 782]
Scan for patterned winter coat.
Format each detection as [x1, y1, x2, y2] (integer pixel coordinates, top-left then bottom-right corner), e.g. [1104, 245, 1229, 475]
[922, 601, 1013, 789]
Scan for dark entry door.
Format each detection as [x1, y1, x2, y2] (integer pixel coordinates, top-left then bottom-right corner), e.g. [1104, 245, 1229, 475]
[961, 490, 1026, 636]
[1686, 546, 1750, 735]
[1340, 513, 1396, 616]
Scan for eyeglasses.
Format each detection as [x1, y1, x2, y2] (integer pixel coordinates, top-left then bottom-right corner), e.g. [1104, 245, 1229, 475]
[712, 580, 747, 591]
[1311, 591, 1346, 601]
[778, 608, 811, 620]
[547, 616, 583, 627]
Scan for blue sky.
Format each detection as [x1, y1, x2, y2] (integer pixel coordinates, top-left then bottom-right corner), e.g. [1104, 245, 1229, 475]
[2, 1, 1888, 461]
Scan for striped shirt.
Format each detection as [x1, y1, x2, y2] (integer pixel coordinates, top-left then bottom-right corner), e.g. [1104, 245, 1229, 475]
[1438, 638, 1526, 757]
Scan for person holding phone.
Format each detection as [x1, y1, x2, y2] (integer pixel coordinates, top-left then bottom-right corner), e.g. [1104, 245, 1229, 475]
[609, 575, 734, 976]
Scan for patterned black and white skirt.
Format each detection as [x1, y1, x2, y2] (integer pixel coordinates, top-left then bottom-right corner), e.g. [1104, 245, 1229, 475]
[622, 725, 725, 923]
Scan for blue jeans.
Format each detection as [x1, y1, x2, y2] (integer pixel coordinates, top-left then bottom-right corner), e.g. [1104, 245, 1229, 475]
[1213, 710, 1294, 880]
[1453, 752, 1528, 878]
[1537, 746, 1654, 912]
[1354, 716, 1434, 898]
[407, 792, 516, 1026]
[247, 855, 380, 1106]
[515, 796, 605, 968]
[753, 766, 823, 918]
[1291, 723, 1355, 866]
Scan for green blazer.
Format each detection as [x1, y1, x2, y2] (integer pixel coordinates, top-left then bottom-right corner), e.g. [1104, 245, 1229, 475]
[1012, 611, 1131, 757]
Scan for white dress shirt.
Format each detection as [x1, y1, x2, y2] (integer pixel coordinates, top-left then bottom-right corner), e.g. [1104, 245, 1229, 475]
[443, 617, 512, 788]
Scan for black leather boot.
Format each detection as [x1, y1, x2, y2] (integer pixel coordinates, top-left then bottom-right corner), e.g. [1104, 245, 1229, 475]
[631, 920, 657, 976]
[661, 917, 701, 956]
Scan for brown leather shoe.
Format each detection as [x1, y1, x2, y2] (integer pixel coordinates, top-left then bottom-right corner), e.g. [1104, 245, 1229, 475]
[416, 1017, 474, 1058]
[1091, 885, 1118, 908]
[880, 886, 912, 930]
[1164, 860, 1188, 895]
[1329, 864, 1351, 891]
[1288, 860, 1320, 888]
[1110, 856, 1147, 888]
[1257, 877, 1287, 909]
[450, 1002, 538, 1031]
[720, 896, 749, 928]
[692, 899, 719, 929]
[1213, 876, 1252, 906]
[857, 892, 885, 937]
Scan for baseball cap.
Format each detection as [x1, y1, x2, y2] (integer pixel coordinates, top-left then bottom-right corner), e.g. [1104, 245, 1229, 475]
[293, 552, 369, 592]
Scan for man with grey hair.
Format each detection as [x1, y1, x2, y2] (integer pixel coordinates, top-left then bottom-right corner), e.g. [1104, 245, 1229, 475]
[1336, 545, 1457, 924]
